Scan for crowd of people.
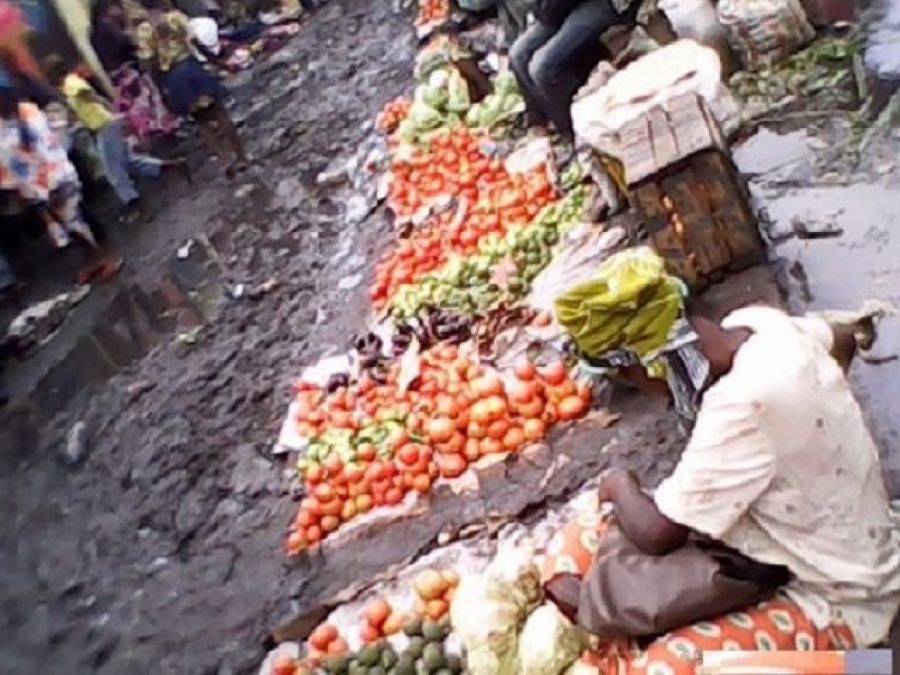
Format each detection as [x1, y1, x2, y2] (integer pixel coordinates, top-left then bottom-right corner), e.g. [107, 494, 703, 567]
[0, 0, 304, 303]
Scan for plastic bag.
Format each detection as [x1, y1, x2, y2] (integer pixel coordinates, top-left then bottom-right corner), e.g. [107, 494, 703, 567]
[450, 542, 543, 675]
[518, 604, 588, 675]
[717, 0, 814, 69]
[553, 247, 684, 360]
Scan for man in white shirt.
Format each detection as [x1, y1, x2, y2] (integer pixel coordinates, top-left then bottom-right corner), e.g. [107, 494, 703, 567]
[546, 306, 900, 667]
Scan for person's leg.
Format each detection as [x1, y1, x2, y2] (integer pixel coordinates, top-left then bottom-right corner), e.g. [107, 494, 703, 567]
[211, 101, 247, 165]
[528, 0, 620, 140]
[508, 21, 558, 129]
[96, 120, 140, 205]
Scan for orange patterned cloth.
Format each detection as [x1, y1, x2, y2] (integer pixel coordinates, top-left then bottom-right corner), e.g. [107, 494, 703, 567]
[540, 515, 856, 675]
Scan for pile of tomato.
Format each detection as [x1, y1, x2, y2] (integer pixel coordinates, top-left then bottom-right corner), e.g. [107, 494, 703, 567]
[376, 97, 411, 133]
[371, 128, 557, 308]
[415, 0, 450, 27]
[285, 345, 589, 554]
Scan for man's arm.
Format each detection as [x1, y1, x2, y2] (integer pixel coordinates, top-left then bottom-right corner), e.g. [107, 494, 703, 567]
[599, 468, 688, 555]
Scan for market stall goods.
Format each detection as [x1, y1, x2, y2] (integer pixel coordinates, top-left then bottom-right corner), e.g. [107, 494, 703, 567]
[285, 346, 591, 553]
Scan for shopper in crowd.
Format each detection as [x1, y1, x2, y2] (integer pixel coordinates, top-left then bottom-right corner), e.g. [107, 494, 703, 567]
[90, 0, 178, 142]
[46, 57, 185, 214]
[509, 0, 640, 141]
[136, 0, 247, 174]
[0, 86, 121, 280]
[542, 305, 900, 671]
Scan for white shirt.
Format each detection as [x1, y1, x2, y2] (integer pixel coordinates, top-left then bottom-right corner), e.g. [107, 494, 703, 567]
[655, 306, 900, 646]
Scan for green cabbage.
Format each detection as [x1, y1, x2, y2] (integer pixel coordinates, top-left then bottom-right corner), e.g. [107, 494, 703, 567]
[518, 604, 588, 675]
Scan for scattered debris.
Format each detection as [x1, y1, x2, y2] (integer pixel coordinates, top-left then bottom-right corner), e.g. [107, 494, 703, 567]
[62, 422, 90, 467]
[177, 240, 195, 259]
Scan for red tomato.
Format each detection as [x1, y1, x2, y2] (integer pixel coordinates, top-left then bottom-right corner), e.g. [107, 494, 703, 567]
[309, 624, 339, 651]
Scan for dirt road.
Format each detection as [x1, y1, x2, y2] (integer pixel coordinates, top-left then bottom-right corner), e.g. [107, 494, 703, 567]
[0, 1, 415, 672]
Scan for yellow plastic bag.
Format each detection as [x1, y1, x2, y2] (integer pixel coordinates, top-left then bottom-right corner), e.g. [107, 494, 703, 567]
[554, 248, 683, 360]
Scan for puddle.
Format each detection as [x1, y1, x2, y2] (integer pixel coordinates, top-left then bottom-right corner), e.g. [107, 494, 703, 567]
[736, 130, 900, 494]
[732, 129, 812, 177]
[866, 0, 900, 83]
[0, 243, 218, 452]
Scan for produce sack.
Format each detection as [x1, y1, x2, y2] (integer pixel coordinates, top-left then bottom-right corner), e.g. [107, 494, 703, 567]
[717, 0, 815, 69]
[450, 543, 543, 675]
[518, 603, 589, 675]
[571, 40, 742, 145]
[553, 247, 684, 360]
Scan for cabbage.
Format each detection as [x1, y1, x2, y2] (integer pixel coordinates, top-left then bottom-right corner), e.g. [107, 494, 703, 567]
[397, 119, 418, 144]
[466, 103, 483, 126]
[494, 70, 520, 97]
[446, 69, 471, 113]
[518, 604, 588, 675]
[428, 68, 450, 90]
[408, 101, 444, 131]
[450, 543, 542, 675]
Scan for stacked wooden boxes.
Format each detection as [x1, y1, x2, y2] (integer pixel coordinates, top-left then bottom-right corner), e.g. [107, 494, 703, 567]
[614, 93, 764, 290]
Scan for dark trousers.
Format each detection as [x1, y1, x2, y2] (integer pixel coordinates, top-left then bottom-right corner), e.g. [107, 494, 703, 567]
[509, 0, 619, 139]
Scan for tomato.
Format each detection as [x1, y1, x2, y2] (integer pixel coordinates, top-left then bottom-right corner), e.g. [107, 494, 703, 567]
[320, 515, 341, 533]
[314, 484, 335, 502]
[306, 465, 325, 485]
[412, 473, 431, 493]
[324, 455, 343, 476]
[387, 428, 411, 451]
[360, 623, 381, 643]
[398, 443, 420, 466]
[306, 524, 323, 545]
[364, 598, 392, 629]
[285, 530, 306, 555]
[514, 357, 537, 381]
[523, 417, 546, 442]
[472, 375, 504, 398]
[426, 598, 450, 620]
[355, 493, 374, 512]
[540, 360, 567, 386]
[327, 638, 349, 655]
[384, 487, 404, 505]
[318, 498, 343, 517]
[470, 401, 491, 425]
[341, 500, 357, 521]
[437, 453, 467, 479]
[507, 379, 535, 404]
[464, 437, 481, 461]
[480, 437, 504, 455]
[357, 442, 377, 462]
[502, 426, 525, 452]
[427, 417, 456, 444]
[296, 509, 318, 528]
[558, 395, 587, 420]
[514, 395, 544, 419]
[484, 395, 508, 419]
[309, 624, 339, 651]
[486, 419, 509, 440]
[436, 395, 460, 418]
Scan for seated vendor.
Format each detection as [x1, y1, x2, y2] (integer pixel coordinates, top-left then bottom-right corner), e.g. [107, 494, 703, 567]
[543, 303, 900, 671]
[509, 0, 640, 141]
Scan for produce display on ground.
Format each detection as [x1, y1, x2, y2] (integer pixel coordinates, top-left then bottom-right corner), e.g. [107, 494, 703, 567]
[265, 0, 832, 672]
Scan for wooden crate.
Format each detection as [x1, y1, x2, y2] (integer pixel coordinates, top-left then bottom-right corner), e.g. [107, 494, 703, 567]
[631, 148, 765, 290]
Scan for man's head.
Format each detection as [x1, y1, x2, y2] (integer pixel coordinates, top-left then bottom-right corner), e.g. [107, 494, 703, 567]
[686, 304, 752, 384]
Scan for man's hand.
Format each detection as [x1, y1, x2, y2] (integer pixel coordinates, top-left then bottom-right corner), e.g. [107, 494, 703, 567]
[596, 467, 689, 556]
[598, 467, 637, 504]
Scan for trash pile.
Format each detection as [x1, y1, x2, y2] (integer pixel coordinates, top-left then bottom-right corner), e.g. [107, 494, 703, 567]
[262, 0, 842, 671]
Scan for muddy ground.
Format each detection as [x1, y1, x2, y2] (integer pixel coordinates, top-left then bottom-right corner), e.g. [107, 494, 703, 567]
[0, 1, 416, 672]
[1, 1, 898, 674]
